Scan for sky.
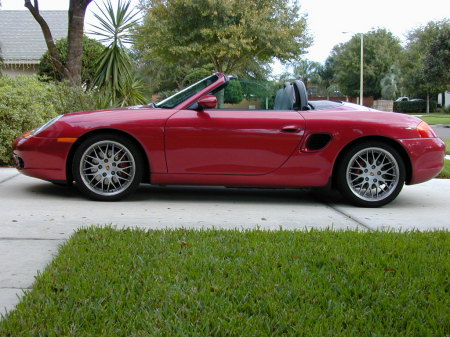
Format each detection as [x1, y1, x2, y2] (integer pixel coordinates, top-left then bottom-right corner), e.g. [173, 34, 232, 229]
[1, 0, 448, 66]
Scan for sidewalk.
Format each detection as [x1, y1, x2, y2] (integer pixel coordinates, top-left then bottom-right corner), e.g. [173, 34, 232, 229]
[1, 168, 450, 316]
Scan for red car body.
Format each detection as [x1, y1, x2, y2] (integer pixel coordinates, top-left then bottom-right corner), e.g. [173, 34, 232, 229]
[13, 73, 445, 206]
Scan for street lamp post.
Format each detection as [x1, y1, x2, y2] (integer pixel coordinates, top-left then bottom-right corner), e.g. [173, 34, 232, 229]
[343, 32, 364, 106]
[359, 33, 364, 106]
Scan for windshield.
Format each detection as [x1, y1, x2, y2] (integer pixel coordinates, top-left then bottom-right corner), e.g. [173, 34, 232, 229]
[156, 74, 219, 109]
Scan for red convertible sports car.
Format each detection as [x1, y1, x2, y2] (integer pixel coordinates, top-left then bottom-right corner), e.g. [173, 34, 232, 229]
[13, 73, 445, 207]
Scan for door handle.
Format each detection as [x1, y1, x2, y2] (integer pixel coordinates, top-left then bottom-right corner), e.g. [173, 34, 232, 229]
[281, 125, 301, 133]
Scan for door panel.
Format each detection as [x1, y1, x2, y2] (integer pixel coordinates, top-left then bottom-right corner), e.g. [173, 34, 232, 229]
[165, 109, 305, 175]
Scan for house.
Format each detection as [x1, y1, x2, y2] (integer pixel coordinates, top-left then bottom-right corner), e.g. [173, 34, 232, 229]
[0, 10, 67, 76]
[438, 91, 450, 108]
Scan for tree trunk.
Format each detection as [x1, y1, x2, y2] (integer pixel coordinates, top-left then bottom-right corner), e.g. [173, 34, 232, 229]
[66, 0, 91, 85]
[426, 93, 430, 113]
[217, 89, 224, 109]
[24, 0, 71, 80]
[25, 0, 92, 86]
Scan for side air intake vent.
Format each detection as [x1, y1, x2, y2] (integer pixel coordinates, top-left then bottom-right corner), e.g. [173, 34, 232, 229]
[305, 133, 332, 151]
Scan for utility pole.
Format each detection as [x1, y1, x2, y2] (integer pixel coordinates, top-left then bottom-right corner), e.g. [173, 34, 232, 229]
[343, 32, 364, 106]
[359, 33, 364, 106]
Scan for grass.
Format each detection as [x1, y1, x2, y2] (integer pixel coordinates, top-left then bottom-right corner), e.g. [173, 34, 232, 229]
[1, 227, 449, 336]
[436, 139, 450, 179]
[410, 113, 450, 125]
[444, 138, 450, 155]
[437, 159, 450, 179]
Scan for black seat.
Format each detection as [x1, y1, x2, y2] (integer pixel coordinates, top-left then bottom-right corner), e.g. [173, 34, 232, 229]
[294, 80, 309, 110]
[274, 82, 295, 110]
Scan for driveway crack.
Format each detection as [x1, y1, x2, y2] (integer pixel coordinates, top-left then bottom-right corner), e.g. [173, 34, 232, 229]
[312, 193, 374, 231]
[324, 203, 375, 231]
[0, 173, 20, 185]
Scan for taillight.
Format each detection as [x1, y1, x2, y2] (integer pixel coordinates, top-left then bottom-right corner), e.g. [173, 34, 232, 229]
[417, 121, 437, 138]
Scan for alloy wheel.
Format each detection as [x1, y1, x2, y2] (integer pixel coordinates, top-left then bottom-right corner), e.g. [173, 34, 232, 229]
[79, 140, 136, 196]
[346, 147, 400, 202]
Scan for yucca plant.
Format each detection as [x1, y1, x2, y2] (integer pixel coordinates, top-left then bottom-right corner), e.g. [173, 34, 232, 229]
[90, 0, 147, 106]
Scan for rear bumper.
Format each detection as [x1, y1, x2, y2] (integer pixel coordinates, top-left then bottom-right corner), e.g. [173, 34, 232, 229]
[13, 136, 73, 181]
[399, 137, 446, 184]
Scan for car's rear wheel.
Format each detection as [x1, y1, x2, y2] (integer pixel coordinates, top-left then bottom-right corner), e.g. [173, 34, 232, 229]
[336, 142, 405, 207]
[72, 134, 143, 201]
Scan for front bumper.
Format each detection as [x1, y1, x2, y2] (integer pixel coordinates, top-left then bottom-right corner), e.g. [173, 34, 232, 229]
[399, 137, 446, 185]
[13, 136, 75, 181]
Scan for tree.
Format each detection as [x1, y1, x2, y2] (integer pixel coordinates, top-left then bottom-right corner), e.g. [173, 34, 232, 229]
[224, 80, 243, 104]
[401, 20, 449, 98]
[90, 0, 146, 106]
[0, 45, 3, 75]
[291, 59, 321, 89]
[317, 57, 337, 98]
[135, 53, 214, 95]
[330, 28, 403, 99]
[0, 0, 2, 72]
[38, 36, 104, 87]
[135, 0, 311, 75]
[24, 0, 93, 85]
[424, 25, 450, 101]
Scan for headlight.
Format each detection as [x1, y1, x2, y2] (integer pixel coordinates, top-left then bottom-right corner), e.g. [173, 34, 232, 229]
[33, 115, 63, 136]
[21, 115, 63, 139]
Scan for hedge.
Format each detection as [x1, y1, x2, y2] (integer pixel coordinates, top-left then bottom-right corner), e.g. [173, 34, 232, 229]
[0, 75, 97, 165]
[393, 100, 437, 113]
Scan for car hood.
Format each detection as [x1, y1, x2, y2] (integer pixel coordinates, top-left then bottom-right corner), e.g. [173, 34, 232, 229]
[64, 104, 156, 117]
[36, 104, 172, 138]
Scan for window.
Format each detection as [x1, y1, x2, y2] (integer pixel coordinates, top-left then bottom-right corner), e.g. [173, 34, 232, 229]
[156, 74, 219, 109]
[212, 79, 278, 110]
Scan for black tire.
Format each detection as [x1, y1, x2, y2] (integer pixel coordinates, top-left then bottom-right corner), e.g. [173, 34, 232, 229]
[336, 141, 406, 207]
[72, 133, 143, 201]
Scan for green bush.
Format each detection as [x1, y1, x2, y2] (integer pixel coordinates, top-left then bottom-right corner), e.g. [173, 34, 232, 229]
[440, 105, 450, 114]
[38, 36, 104, 88]
[394, 100, 437, 113]
[0, 75, 97, 165]
[224, 79, 244, 104]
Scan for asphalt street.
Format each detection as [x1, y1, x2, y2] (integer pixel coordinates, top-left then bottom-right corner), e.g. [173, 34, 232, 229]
[432, 124, 450, 138]
[1, 168, 450, 316]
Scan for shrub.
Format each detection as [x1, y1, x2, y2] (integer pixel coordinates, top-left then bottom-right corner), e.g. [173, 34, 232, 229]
[224, 79, 244, 104]
[394, 100, 437, 113]
[38, 36, 104, 88]
[0, 75, 97, 165]
[50, 82, 97, 114]
[440, 105, 450, 114]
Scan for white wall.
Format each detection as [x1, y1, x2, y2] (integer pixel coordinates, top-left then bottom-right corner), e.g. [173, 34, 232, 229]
[1, 64, 38, 77]
[438, 91, 450, 108]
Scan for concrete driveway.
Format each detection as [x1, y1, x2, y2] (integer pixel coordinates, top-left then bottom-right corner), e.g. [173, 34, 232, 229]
[1, 168, 450, 316]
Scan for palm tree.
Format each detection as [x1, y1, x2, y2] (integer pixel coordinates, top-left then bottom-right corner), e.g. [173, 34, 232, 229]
[292, 59, 321, 90]
[90, 0, 146, 106]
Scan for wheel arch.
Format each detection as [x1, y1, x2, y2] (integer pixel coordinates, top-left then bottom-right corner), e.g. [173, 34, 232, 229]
[331, 136, 413, 187]
[66, 129, 151, 184]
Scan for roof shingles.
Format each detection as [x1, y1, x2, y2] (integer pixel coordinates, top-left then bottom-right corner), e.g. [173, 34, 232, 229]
[0, 10, 68, 64]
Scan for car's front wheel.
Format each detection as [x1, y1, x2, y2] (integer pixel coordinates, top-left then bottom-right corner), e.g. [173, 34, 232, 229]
[72, 134, 143, 201]
[336, 142, 406, 207]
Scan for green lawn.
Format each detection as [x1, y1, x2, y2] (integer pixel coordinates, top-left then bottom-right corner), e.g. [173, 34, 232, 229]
[436, 139, 449, 179]
[411, 113, 450, 125]
[437, 159, 450, 179]
[444, 138, 450, 155]
[1, 227, 448, 336]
